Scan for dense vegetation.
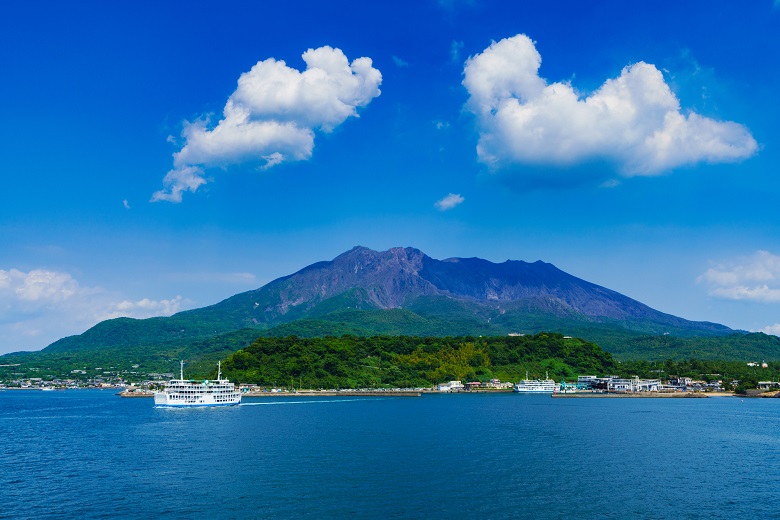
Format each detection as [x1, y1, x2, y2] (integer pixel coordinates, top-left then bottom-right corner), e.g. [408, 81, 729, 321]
[220, 333, 779, 391]
[0, 328, 262, 381]
[221, 333, 617, 388]
[609, 332, 780, 361]
[3, 328, 777, 392]
[259, 311, 780, 361]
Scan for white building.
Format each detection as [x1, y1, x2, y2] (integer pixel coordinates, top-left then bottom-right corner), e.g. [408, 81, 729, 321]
[607, 377, 660, 393]
[437, 380, 465, 392]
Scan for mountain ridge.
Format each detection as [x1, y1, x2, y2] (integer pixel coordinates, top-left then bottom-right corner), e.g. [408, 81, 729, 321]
[198, 245, 730, 335]
[14, 245, 758, 363]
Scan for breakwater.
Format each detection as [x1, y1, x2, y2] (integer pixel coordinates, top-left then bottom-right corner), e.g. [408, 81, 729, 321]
[118, 391, 154, 398]
[245, 390, 421, 397]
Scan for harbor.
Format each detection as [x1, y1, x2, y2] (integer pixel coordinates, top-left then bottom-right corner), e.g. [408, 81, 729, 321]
[112, 371, 780, 400]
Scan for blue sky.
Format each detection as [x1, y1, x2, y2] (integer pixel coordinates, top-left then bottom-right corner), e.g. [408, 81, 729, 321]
[2, 0, 780, 354]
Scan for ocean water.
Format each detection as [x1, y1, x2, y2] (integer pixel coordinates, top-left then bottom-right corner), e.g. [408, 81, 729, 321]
[1, 390, 778, 519]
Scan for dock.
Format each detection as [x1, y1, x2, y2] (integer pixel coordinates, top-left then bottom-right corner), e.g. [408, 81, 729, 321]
[118, 390, 154, 398]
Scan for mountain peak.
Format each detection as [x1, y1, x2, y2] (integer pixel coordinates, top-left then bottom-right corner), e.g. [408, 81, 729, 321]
[37, 245, 736, 358]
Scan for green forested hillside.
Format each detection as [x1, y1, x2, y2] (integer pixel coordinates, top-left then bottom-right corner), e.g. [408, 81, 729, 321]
[0, 328, 262, 380]
[221, 333, 617, 388]
[607, 332, 780, 360]
[258, 309, 780, 361]
[4, 307, 780, 383]
[221, 333, 780, 391]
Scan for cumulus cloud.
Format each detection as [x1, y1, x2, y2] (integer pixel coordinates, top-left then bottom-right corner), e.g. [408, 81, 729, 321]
[697, 251, 780, 302]
[0, 268, 187, 353]
[760, 324, 780, 336]
[0, 269, 80, 304]
[463, 34, 757, 182]
[153, 166, 208, 203]
[435, 193, 465, 211]
[101, 296, 185, 320]
[152, 46, 382, 203]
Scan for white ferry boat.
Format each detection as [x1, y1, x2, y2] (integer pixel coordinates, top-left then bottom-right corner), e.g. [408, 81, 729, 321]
[513, 372, 557, 393]
[154, 361, 241, 407]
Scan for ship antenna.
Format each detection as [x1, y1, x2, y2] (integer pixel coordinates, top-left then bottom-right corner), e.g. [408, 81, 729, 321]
[180, 360, 184, 380]
[217, 360, 222, 381]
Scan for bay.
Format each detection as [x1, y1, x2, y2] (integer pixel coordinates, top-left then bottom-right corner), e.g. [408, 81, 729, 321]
[1, 390, 778, 519]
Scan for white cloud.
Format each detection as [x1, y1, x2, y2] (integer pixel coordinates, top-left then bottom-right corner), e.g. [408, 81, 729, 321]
[760, 324, 780, 336]
[435, 193, 465, 211]
[0, 267, 188, 353]
[463, 34, 757, 181]
[153, 46, 382, 202]
[697, 251, 780, 302]
[101, 296, 185, 320]
[0, 269, 80, 303]
[260, 152, 284, 170]
[152, 165, 208, 203]
[392, 56, 409, 68]
[123, 199, 131, 209]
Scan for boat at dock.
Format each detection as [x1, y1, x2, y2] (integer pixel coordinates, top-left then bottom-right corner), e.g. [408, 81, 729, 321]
[153, 361, 241, 407]
[513, 372, 556, 393]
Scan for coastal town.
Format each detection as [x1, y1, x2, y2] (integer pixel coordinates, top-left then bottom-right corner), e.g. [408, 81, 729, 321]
[3, 361, 780, 398]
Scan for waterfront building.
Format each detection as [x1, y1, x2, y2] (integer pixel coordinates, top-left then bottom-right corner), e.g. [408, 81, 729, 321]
[606, 377, 660, 393]
[437, 380, 464, 392]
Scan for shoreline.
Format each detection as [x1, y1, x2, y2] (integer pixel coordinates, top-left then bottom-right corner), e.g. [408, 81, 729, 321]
[244, 390, 422, 397]
[110, 389, 780, 399]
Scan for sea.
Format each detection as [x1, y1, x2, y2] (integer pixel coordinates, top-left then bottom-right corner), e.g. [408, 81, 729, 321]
[1, 390, 778, 519]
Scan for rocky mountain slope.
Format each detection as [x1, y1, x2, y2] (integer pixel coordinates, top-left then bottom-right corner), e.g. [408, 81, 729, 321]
[187, 246, 730, 336]
[30, 246, 750, 362]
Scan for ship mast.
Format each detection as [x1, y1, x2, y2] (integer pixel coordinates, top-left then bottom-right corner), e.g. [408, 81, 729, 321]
[180, 360, 184, 380]
[217, 360, 222, 381]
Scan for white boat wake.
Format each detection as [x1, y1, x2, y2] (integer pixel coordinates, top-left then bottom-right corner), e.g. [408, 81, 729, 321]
[240, 398, 386, 406]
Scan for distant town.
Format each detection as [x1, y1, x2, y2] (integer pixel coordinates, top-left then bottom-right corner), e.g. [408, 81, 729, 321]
[3, 361, 779, 398]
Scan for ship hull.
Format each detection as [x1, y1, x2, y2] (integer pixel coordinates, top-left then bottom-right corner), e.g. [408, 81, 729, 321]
[153, 399, 240, 407]
[513, 380, 557, 393]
